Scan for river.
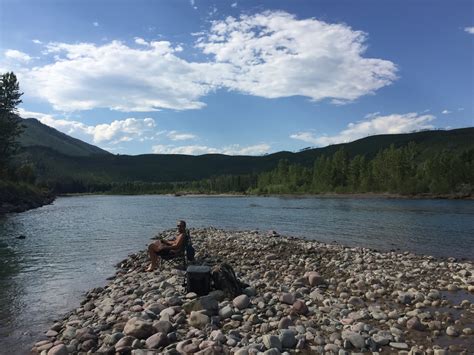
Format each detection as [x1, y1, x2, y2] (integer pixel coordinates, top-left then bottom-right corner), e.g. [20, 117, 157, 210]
[0, 195, 473, 354]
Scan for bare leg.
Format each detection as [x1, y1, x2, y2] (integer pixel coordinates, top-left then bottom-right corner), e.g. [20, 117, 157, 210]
[147, 241, 165, 271]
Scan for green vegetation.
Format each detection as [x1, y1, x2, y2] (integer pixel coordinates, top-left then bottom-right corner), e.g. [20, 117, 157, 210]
[19, 118, 110, 157]
[0, 72, 24, 173]
[6, 87, 474, 200]
[0, 72, 52, 214]
[252, 144, 473, 196]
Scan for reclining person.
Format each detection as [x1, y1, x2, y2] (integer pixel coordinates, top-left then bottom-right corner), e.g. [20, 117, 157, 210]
[146, 220, 186, 272]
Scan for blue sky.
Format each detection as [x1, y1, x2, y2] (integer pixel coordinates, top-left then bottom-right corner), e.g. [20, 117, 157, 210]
[1, 0, 473, 155]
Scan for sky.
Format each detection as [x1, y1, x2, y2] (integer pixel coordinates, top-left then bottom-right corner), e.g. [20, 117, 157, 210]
[0, 0, 473, 156]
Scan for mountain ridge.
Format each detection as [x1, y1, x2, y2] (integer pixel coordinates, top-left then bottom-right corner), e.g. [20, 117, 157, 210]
[15, 119, 474, 185]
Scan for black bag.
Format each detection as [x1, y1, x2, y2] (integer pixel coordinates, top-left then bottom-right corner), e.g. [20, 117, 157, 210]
[211, 263, 248, 297]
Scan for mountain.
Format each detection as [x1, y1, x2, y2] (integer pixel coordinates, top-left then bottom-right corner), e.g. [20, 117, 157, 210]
[18, 118, 111, 157]
[16, 120, 474, 186]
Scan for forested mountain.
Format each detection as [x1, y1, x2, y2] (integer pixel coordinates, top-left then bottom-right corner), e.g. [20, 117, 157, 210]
[13, 120, 474, 196]
[18, 118, 110, 157]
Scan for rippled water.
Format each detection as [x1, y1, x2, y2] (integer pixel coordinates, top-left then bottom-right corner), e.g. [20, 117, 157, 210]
[0, 195, 473, 354]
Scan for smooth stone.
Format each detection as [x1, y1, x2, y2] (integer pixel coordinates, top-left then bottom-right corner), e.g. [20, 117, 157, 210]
[145, 332, 168, 349]
[45, 330, 58, 337]
[262, 334, 282, 352]
[292, 300, 308, 315]
[279, 329, 297, 348]
[233, 294, 250, 310]
[153, 320, 173, 334]
[123, 317, 155, 339]
[390, 342, 409, 350]
[188, 311, 210, 329]
[280, 293, 295, 305]
[446, 326, 458, 336]
[47, 344, 68, 355]
[218, 305, 233, 319]
[278, 317, 293, 330]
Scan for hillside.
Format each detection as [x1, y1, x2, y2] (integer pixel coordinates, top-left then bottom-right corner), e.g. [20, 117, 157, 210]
[18, 118, 111, 157]
[16, 125, 474, 186]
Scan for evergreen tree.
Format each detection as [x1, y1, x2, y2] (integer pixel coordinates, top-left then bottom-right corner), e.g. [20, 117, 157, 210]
[0, 72, 24, 174]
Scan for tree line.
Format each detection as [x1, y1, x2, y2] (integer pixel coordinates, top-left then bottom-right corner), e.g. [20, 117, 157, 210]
[253, 143, 473, 195]
[40, 142, 473, 197]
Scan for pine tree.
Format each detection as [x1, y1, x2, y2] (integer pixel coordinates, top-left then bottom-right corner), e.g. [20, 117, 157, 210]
[0, 72, 24, 174]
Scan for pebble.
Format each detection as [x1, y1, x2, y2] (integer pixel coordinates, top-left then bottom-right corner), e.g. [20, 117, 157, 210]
[29, 227, 474, 355]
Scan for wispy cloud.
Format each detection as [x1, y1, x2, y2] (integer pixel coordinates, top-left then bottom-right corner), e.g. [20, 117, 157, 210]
[442, 109, 451, 114]
[152, 143, 270, 155]
[231, 2, 237, 8]
[464, 26, 474, 34]
[166, 130, 197, 141]
[290, 112, 435, 147]
[93, 22, 99, 27]
[32, 39, 42, 44]
[4, 49, 32, 63]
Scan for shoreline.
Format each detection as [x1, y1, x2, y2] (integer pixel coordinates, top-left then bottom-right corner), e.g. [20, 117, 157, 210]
[57, 191, 474, 200]
[31, 228, 474, 354]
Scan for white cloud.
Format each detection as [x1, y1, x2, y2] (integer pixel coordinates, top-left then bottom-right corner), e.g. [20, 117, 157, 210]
[93, 22, 99, 27]
[18, 108, 156, 144]
[4, 49, 32, 62]
[166, 130, 197, 141]
[32, 39, 42, 44]
[7, 11, 397, 113]
[152, 143, 270, 155]
[442, 109, 451, 114]
[231, 3, 237, 8]
[290, 112, 435, 146]
[197, 11, 397, 103]
[364, 111, 380, 119]
[19, 40, 214, 112]
[464, 27, 474, 34]
[134, 37, 149, 46]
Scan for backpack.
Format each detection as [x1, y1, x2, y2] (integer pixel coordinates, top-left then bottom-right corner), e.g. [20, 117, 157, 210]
[185, 229, 195, 261]
[211, 263, 249, 297]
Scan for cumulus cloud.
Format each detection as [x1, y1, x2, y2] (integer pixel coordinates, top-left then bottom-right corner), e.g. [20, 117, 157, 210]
[5, 49, 32, 62]
[166, 130, 197, 141]
[19, 40, 214, 112]
[464, 27, 474, 34]
[152, 143, 270, 155]
[7, 11, 397, 113]
[196, 11, 397, 103]
[18, 108, 156, 144]
[290, 112, 435, 146]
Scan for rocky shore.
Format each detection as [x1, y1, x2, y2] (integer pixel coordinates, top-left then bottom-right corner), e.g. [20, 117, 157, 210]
[31, 228, 473, 354]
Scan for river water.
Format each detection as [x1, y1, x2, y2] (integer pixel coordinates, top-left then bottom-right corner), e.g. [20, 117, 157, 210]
[0, 195, 473, 354]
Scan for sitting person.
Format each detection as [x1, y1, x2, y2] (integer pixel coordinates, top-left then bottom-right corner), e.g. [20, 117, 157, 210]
[146, 220, 187, 272]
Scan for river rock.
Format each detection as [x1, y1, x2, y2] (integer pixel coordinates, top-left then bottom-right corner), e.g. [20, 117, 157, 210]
[279, 329, 297, 348]
[189, 311, 210, 329]
[262, 334, 282, 351]
[292, 300, 308, 315]
[47, 344, 68, 355]
[280, 293, 295, 305]
[123, 317, 155, 339]
[233, 294, 250, 310]
[146, 332, 168, 348]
